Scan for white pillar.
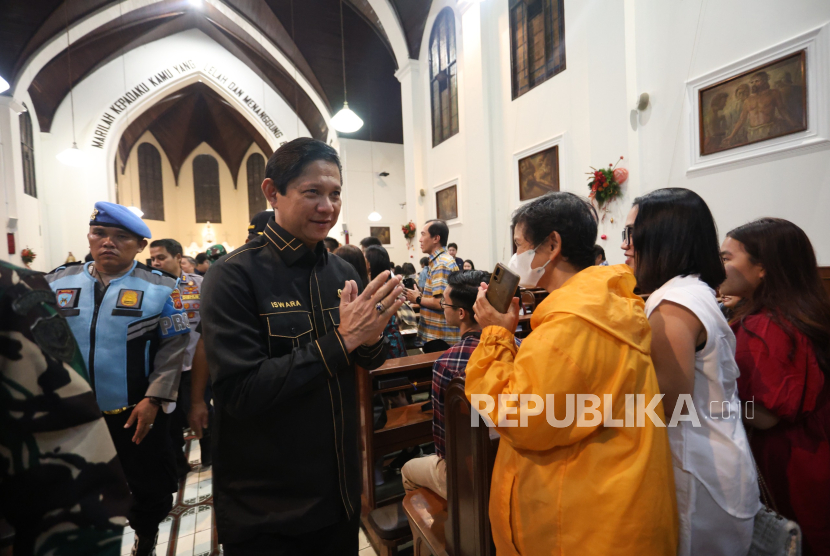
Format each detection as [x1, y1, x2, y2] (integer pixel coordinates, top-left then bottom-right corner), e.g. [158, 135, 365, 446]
[0, 97, 26, 265]
[459, 1, 498, 268]
[395, 59, 427, 257]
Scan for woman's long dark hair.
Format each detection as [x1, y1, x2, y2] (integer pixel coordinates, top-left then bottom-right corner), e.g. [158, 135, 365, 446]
[728, 218, 830, 376]
[334, 245, 369, 289]
[632, 188, 726, 293]
[365, 245, 391, 280]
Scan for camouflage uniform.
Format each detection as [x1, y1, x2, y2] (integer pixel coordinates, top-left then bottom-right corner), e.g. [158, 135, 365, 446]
[0, 261, 131, 556]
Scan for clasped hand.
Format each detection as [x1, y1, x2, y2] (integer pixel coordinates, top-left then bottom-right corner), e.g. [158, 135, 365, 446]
[473, 282, 521, 333]
[339, 271, 404, 352]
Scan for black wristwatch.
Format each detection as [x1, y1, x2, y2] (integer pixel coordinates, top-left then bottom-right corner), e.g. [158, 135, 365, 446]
[147, 397, 163, 407]
[416, 295, 422, 305]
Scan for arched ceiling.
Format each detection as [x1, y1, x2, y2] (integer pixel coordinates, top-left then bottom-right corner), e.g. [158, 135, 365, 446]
[118, 82, 272, 184]
[0, 0, 435, 144]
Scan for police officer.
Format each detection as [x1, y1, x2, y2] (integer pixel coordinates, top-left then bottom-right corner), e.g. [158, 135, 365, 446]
[149, 238, 211, 470]
[45, 202, 190, 556]
[201, 138, 404, 555]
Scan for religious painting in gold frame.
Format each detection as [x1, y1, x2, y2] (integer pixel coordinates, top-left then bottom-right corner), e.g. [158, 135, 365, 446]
[699, 50, 807, 156]
[435, 184, 458, 222]
[518, 144, 559, 201]
[370, 226, 391, 245]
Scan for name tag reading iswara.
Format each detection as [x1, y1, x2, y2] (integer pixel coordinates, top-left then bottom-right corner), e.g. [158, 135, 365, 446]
[271, 300, 302, 309]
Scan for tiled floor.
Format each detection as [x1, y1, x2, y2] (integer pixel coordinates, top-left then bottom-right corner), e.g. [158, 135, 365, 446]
[120, 440, 379, 556]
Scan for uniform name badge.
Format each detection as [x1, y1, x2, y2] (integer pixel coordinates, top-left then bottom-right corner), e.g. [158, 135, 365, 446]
[116, 289, 144, 309]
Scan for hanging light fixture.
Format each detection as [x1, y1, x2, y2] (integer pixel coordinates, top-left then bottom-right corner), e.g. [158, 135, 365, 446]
[367, 119, 381, 221]
[57, 2, 90, 167]
[331, 0, 363, 133]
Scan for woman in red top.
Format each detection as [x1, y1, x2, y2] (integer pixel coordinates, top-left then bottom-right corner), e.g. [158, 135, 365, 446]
[720, 218, 830, 556]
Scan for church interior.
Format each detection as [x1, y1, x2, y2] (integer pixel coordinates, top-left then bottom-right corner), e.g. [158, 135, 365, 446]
[2, 1, 830, 556]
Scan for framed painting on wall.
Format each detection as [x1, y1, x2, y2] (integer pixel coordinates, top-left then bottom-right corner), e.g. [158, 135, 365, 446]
[699, 50, 807, 156]
[436, 184, 459, 221]
[370, 226, 391, 245]
[518, 144, 559, 201]
[686, 22, 829, 173]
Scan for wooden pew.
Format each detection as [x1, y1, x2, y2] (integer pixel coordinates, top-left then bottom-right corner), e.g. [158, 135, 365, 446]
[357, 351, 443, 554]
[403, 377, 499, 556]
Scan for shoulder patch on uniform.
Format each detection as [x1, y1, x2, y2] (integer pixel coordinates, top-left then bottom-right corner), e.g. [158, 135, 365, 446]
[171, 290, 183, 310]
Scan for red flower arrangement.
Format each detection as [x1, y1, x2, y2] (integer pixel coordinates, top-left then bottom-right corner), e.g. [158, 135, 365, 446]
[402, 221, 417, 249]
[587, 156, 627, 208]
[401, 221, 417, 240]
[21, 247, 36, 265]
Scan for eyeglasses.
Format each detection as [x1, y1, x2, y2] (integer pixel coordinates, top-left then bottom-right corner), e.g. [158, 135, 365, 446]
[622, 226, 634, 246]
[439, 298, 467, 310]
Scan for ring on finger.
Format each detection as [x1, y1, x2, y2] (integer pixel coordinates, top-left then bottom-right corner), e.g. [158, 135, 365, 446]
[149, 424, 154, 429]
[375, 302, 386, 315]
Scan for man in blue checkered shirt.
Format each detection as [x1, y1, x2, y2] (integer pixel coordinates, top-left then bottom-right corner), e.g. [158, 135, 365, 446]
[401, 269, 506, 499]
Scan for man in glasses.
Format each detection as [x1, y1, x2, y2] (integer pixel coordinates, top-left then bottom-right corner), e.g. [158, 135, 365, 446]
[401, 269, 499, 499]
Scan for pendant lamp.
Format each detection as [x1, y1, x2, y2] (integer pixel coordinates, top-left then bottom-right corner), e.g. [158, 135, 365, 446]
[57, 2, 90, 167]
[331, 0, 363, 133]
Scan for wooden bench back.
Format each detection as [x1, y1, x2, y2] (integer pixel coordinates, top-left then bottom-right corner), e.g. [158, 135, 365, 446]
[444, 377, 498, 556]
[357, 351, 444, 516]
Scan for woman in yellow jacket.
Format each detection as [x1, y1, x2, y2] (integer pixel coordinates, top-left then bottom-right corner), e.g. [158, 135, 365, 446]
[466, 193, 678, 555]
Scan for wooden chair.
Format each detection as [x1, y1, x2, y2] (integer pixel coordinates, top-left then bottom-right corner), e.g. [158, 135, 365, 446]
[404, 377, 499, 556]
[357, 352, 444, 554]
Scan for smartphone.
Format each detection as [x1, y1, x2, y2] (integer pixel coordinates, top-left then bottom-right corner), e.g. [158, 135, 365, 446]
[403, 277, 416, 290]
[486, 263, 520, 313]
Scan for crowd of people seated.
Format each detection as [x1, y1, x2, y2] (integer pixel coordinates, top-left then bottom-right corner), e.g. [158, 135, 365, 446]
[2, 137, 828, 556]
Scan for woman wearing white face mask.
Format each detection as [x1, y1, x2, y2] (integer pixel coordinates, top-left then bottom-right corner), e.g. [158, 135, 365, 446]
[507, 224, 552, 288]
[464, 192, 678, 556]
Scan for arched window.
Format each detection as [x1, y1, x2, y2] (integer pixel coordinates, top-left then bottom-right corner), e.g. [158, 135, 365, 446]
[510, 0, 566, 99]
[138, 143, 164, 221]
[429, 8, 459, 147]
[246, 153, 267, 220]
[19, 105, 37, 198]
[193, 154, 221, 223]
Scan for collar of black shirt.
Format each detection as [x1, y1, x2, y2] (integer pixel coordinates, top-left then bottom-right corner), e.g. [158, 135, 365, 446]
[261, 218, 328, 267]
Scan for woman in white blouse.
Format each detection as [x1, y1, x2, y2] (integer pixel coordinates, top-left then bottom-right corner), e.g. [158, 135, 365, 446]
[622, 188, 760, 556]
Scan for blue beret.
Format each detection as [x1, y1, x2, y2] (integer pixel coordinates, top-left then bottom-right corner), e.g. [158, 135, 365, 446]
[89, 202, 152, 239]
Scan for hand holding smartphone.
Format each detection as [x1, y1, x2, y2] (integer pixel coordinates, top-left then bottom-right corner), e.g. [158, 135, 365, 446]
[486, 263, 520, 313]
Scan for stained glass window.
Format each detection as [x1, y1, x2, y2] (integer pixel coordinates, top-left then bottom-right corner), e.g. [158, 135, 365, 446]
[429, 8, 459, 147]
[510, 0, 566, 99]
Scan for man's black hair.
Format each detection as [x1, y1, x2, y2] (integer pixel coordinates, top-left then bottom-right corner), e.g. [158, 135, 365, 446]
[448, 242, 458, 250]
[360, 236, 382, 249]
[419, 256, 429, 267]
[401, 263, 416, 275]
[447, 270, 491, 320]
[265, 137, 342, 195]
[593, 244, 606, 262]
[511, 192, 598, 271]
[394, 265, 403, 275]
[150, 238, 183, 258]
[425, 219, 449, 247]
[195, 253, 209, 265]
[632, 188, 726, 293]
[323, 237, 340, 252]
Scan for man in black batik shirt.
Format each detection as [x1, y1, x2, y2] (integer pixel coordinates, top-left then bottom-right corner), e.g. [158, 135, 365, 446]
[201, 139, 404, 555]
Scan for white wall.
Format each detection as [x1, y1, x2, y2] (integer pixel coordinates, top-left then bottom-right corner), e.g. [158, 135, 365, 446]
[339, 138, 409, 264]
[633, 0, 830, 264]
[402, 0, 830, 271]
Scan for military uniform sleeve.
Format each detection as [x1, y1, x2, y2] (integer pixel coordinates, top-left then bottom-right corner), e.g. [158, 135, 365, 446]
[146, 292, 190, 400]
[201, 261, 366, 420]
